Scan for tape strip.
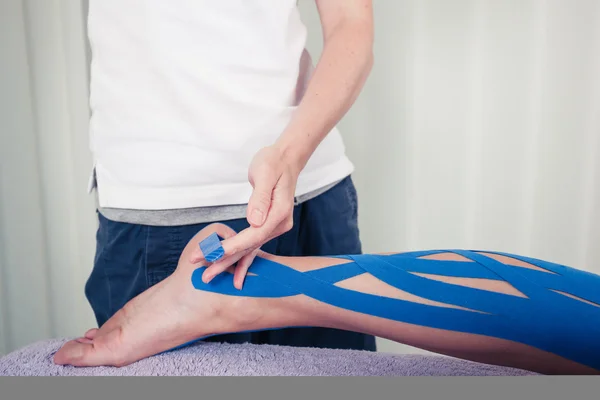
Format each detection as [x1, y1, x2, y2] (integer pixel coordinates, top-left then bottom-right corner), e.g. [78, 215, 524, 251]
[199, 232, 225, 262]
[190, 250, 600, 370]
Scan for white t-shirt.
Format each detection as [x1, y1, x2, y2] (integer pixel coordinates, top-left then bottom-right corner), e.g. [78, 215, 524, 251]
[87, 0, 354, 210]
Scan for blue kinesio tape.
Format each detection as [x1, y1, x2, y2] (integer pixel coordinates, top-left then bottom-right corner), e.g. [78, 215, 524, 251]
[199, 232, 225, 262]
[188, 250, 600, 370]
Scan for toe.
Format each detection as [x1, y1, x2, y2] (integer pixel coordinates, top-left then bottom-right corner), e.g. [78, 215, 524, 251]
[84, 328, 99, 339]
[53, 340, 90, 366]
[53, 328, 125, 367]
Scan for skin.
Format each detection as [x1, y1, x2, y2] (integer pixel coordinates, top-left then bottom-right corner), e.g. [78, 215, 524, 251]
[54, 224, 599, 375]
[204, 0, 375, 289]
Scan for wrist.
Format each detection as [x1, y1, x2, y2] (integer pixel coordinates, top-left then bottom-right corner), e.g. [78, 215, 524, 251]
[273, 137, 312, 178]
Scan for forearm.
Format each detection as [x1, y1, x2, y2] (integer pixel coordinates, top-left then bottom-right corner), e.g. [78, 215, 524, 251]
[275, 21, 374, 173]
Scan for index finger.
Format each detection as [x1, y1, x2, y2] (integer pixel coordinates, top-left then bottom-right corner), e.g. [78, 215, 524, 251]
[221, 194, 295, 256]
[189, 223, 240, 263]
[219, 225, 270, 257]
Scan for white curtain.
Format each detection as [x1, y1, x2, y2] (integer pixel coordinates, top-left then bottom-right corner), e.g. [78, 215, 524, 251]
[1, 0, 599, 356]
[1, 0, 97, 355]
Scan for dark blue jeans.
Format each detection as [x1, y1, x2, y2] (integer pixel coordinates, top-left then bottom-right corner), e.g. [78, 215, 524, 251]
[86, 176, 376, 351]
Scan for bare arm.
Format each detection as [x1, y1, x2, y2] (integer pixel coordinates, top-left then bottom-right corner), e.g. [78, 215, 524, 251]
[276, 0, 374, 170]
[200, 0, 375, 289]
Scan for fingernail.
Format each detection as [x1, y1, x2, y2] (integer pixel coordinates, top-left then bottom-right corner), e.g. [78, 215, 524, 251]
[250, 209, 264, 225]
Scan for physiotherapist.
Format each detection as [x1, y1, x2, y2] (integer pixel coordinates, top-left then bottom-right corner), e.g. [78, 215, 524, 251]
[85, 0, 375, 351]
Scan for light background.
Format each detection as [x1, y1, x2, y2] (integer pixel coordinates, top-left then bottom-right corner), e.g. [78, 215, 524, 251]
[1, 0, 599, 356]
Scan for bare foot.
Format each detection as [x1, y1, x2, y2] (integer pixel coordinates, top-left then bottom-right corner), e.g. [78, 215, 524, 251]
[53, 224, 285, 367]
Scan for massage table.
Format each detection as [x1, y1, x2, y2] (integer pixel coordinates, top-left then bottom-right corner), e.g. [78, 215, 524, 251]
[0, 339, 538, 376]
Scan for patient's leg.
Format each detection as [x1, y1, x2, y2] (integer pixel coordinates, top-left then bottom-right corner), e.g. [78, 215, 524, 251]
[53, 224, 600, 374]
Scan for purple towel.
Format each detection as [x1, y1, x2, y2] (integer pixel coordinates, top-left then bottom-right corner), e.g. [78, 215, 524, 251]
[0, 339, 538, 376]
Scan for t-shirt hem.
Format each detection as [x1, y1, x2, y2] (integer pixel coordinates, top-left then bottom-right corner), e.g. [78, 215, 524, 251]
[95, 157, 354, 210]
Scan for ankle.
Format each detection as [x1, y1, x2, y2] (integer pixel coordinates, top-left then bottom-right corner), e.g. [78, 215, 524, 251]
[216, 295, 301, 335]
[222, 296, 265, 330]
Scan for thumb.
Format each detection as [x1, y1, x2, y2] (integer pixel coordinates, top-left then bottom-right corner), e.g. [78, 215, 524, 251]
[247, 169, 278, 227]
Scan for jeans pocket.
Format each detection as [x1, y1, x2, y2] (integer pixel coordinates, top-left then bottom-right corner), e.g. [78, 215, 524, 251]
[146, 226, 182, 287]
[344, 176, 359, 221]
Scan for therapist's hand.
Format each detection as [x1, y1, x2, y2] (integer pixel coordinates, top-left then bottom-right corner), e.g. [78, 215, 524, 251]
[190, 145, 301, 289]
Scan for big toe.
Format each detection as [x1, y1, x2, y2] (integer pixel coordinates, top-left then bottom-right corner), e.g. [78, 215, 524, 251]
[53, 340, 90, 366]
[84, 328, 99, 339]
[53, 329, 125, 367]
